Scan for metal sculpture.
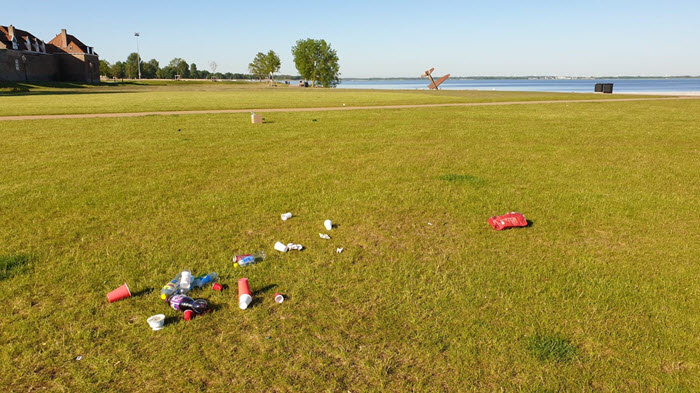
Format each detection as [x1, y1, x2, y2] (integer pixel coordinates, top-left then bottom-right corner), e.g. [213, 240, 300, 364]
[421, 68, 450, 90]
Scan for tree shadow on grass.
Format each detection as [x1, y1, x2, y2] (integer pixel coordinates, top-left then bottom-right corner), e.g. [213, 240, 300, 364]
[0, 254, 33, 281]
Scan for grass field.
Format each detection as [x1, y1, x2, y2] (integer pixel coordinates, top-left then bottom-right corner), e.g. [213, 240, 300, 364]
[0, 87, 698, 391]
[0, 81, 653, 117]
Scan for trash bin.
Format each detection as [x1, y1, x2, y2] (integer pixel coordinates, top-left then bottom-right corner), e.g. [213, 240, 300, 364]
[594, 83, 603, 93]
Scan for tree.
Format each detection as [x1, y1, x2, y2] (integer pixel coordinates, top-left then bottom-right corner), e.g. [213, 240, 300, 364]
[291, 38, 340, 87]
[248, 50, 281, 83]
[99, 60, 112, 78]
[111, 61, 125, 79]
[168, 58, 189, 78]
[189, 63, 200, 79]
[125, 52, 140, 79]
[141, 59, 159, 79]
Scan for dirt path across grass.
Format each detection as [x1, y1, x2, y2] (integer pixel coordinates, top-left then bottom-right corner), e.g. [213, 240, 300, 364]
[1, 96, 697, 121]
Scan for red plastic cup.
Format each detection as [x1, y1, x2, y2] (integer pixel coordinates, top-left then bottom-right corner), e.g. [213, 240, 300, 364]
[184, 310, 194, 321]
[212, 283, 223, 291]
[107, 283, 131, 303]
[238, 278, 251, 296]
[238, 278, 252, 309]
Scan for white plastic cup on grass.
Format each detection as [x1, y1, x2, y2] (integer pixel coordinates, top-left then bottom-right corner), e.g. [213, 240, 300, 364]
[324, 220, 333, 231]
[147, 314, 165, 331]
[274, 241, 288, 252]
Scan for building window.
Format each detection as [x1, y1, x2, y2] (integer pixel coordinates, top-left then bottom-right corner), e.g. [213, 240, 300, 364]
[15, 59, 20, 71]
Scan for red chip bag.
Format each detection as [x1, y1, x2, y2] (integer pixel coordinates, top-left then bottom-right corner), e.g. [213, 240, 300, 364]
[488, 212, 528, 230]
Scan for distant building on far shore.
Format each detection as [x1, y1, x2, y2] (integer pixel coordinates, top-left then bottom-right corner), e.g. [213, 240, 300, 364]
[0, 24, 99, 83]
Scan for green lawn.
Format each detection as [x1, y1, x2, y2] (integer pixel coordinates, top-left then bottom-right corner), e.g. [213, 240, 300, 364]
[0, 81, 652, 117]
[0, 90, 698, 391]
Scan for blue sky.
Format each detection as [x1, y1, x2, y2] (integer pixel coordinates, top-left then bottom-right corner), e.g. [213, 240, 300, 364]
[4, 1, 699, 77]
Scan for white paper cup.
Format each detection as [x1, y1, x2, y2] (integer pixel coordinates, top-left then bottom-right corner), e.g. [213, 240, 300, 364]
[324, 220, 333, 231]
[274, 241, 288, 252]
[274, 293, 284, 303]
[147, 314, 165, 331]
[239, 294, 253, 309]
[281, 212, 292, 221]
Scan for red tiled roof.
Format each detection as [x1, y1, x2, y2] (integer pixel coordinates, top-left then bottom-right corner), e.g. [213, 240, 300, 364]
[0, 25, 44, 51]
[48, 31, 89, 53]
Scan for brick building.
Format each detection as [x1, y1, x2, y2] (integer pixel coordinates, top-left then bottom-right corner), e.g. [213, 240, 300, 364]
[0, 25, 99, 83]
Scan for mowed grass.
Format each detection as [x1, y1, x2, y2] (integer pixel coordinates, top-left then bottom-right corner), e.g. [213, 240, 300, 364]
[0, 81, 652, 117]
[0, 96, 699, 391]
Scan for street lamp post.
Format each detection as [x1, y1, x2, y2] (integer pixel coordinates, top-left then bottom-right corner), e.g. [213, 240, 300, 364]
[134, 32, 141, 80]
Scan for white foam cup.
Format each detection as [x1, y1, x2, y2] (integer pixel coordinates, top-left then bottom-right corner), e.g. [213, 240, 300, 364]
[239, 294, 253, 309]
[274, 241, 288, 252]
[324, 220, 333, 231]
[281, 212, 292, 221]
[147, 314, 165, 331]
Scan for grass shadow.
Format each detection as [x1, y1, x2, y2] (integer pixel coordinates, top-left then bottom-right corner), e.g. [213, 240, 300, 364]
[131, 287, 154, 298]
[0, 254, 33, 281]
[438, 174, 487, 187]
[526, 333, 577, 363]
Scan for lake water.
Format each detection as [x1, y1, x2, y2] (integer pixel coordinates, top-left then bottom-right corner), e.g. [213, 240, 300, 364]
[337, 78, 700, 93]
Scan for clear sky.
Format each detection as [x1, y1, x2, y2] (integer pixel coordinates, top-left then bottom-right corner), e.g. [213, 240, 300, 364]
[4, 1, 699, 77]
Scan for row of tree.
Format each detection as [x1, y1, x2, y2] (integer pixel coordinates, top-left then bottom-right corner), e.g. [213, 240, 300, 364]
[100, 38, 340, 87]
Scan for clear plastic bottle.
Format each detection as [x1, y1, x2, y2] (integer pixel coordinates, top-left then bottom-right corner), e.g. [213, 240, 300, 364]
[192, 272, 218, 289]
[160, 273, 181, 300]
[177, 270, 192, 294]
[168, 294, 209, 314]
[233, 251, 266, 268]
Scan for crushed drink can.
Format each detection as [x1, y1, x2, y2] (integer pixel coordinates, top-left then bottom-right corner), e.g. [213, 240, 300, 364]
[488, 212, 528, 230]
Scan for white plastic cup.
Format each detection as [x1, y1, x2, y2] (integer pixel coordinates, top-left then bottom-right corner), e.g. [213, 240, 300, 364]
[274, 293, 284, 303]
[239, 294, 253, 309]
[274, 241, 288, 252]
[281, 212, 293, 221]
[147, 314, 165, 331]
[324, 220, 333, 231]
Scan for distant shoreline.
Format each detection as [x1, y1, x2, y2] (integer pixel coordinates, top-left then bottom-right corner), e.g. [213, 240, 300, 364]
[341, 76, 700, 81]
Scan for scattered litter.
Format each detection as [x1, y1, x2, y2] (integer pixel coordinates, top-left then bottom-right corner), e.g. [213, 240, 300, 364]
[274, 293, 284, 303]
[147, 314, 165, 331]
[238, 278, 252, 310]
[265, 336, 271, 340]
[274, 242, 289, 252]
[183, 310, 195, 321]
[107, 283, 131, 303]
[75, 356, 82, 361]
[336, 248, 344, 254]
[286, 243, 304, 251]
[281, 212, 293, 221]
[488, 212, 528, 230]
[212, 283, 223, 291]
[428, 222, 433, 226]
[251, 112, 262, 124]
[319, 233, 331, 240]
[324, 219, 333, 231]
[234, 251, 266, 267]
